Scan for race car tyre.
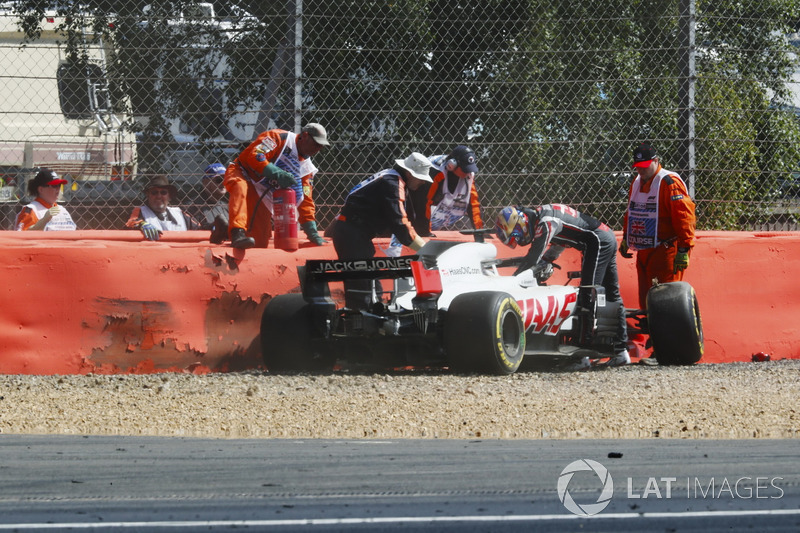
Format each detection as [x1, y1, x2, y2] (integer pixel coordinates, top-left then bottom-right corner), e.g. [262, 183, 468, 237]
[444, 291, 526, 375]
[260, 294, 332, 372]
[646, 281, 703, 365]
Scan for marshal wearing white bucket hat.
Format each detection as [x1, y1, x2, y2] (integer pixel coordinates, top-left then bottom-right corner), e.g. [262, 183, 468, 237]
[395, 152, 433, 182]
[331, 150, 434, 308]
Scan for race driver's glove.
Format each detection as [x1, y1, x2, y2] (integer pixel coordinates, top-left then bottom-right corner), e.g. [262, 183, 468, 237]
[673, 247, 690, 274]
[619, 238, 633, 259]
[534, 261, 554, 284]
[138, 221, 161, 241]
[301, 221, 327, 246]
[261, 163, 296, 189]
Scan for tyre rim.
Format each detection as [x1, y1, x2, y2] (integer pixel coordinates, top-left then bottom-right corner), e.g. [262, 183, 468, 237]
[693, 295, 704, 346]
[501, 309, 523, 354]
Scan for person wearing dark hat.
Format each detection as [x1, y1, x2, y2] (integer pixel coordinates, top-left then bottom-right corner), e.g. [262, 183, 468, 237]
[125, 174, 200, 241]
[403, 145, 484, 239]
[331, 152, 433, 308]
[223, 122, 330, 249]
[15, 168, 76, 231]
[494, 203, 630, 368]
[621, 142, 696, 309]
[189, 163, 230, 244]
[424, 145, 484, 233]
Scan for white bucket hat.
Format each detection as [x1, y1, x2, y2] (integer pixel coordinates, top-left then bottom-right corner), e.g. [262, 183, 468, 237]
[395, 152, 433, 182]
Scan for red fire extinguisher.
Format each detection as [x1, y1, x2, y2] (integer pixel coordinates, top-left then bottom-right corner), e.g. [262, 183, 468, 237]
[273, 188, 298, 251]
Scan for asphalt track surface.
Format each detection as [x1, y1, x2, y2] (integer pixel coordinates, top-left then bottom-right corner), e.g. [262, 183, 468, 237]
[0, 437, 798, 532]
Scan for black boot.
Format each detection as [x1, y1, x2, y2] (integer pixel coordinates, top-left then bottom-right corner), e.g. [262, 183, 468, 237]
[231, 228, 255, 249]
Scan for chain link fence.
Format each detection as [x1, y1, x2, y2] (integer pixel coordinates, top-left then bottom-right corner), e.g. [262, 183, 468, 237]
[2, 0, 800, 232]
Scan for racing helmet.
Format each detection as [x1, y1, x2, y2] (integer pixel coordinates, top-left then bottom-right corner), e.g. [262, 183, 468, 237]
[494, 206, 530, 248]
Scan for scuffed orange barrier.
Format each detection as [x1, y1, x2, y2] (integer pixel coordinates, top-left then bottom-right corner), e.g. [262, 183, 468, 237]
[0, 230, 797, 374]
[0, 230, 337, 375]
[660, 231, 800, 363]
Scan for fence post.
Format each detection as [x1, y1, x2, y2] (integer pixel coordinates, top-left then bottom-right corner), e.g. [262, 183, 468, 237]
[678, 0, 697, 197]
[293, 0, 303, 133]
[254, 1, 297, 134]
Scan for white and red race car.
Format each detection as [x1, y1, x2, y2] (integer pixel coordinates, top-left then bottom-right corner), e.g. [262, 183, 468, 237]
[260, 232, 703, 374]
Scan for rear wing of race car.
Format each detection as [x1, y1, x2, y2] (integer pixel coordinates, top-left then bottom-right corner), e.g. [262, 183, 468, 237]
[299, 256, 417, 301]
[299, 254, 444, 303]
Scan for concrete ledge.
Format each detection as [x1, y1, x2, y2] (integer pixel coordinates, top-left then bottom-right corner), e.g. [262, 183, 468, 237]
[0, 230, 797, 374]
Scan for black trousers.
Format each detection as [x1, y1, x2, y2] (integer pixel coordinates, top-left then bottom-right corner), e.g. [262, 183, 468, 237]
[580, 228, 628, 351]
[331, 220, 377, 309]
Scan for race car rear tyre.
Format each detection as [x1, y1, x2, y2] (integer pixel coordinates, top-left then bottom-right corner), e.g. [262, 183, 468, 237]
[646, 281, 703, 365]
[260, 294, 332, 372]
[444, 291, 526, 375]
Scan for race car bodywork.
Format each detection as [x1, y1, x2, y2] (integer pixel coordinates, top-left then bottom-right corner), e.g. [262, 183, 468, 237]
[260, 236, 703, 374]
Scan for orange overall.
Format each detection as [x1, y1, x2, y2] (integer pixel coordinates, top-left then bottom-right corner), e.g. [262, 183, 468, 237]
[624, 166, 696, 308]
[224, 129, 317, 248]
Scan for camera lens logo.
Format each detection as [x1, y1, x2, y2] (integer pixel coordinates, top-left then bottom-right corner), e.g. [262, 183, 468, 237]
[557, 459, 614, 516]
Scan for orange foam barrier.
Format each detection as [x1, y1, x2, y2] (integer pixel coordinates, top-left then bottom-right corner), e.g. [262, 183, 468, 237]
[0, 230, 797, 374]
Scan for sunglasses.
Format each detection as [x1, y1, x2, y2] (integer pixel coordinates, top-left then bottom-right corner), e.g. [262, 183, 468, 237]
[148, 189, 170, 196]
[45, 184, 61, 189]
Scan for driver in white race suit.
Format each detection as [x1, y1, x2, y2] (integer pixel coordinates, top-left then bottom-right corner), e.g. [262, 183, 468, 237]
[495, 204, 630, 367]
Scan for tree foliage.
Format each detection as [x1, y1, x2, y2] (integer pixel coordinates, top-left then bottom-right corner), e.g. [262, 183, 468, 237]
[8, 0, 800, 227]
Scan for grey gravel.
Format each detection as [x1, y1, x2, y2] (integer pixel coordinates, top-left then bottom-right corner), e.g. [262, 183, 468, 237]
[0, 360, 797, 439]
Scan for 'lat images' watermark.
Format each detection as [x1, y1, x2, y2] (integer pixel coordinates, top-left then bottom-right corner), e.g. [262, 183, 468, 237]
[557, 459, 785, 517]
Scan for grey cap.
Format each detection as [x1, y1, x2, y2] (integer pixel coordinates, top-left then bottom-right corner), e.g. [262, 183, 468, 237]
[302, 123, 330, 146]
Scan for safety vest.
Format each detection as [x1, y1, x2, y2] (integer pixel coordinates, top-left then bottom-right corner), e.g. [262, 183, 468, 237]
[626, 168, 679, 251]
[428, 155, 473, 230]
[252, 132, 318, 214]
[347, 168, 398, 195]
[138, 205, 188, 231]
[19, 200, 76, 231]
